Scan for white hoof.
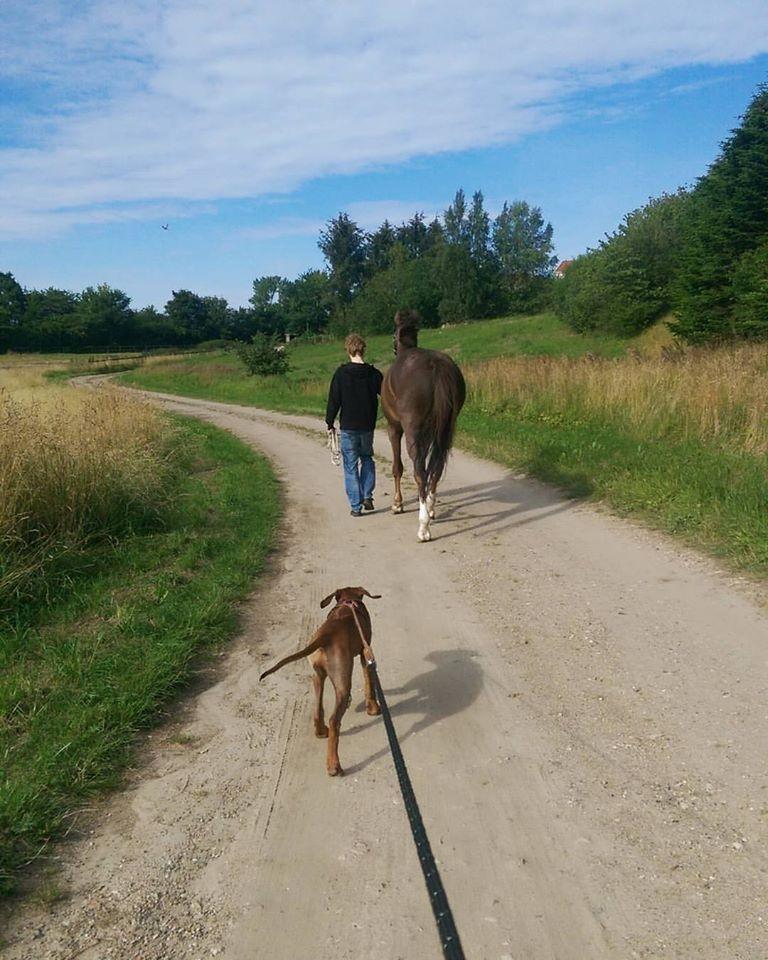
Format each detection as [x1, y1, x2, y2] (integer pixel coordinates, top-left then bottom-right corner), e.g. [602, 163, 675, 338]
[392, 503, 404, 514]
[418, 526, 431, 542]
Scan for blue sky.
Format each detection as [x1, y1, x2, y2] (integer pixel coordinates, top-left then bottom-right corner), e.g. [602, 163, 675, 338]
[2, 2, 768, 308]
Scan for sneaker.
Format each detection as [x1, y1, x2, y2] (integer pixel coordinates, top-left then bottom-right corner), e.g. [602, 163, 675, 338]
[363, 498, 374, 512]
[350, 509, 362, 517]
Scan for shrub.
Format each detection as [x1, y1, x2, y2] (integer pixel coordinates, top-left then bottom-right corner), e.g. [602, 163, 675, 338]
[235, 333, 290, 375]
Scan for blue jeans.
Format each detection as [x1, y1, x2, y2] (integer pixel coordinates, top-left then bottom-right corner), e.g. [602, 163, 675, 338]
[339, 430, 375, 512]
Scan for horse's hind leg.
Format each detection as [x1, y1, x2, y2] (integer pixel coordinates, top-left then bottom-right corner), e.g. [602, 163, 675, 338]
[405, 430, 431, 542]
[387, 422, 404, 514]
[427, 477, 438, 520]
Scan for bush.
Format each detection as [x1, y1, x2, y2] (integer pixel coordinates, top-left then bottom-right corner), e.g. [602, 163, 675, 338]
[555, 192, 687, 336]
[235, 333, 290, 375]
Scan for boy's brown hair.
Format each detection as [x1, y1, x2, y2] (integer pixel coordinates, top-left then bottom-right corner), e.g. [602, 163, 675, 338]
[345, 333, 367, 357]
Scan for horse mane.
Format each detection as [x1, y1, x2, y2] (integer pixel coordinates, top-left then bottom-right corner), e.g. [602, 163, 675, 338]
[394, 309, 419, 348]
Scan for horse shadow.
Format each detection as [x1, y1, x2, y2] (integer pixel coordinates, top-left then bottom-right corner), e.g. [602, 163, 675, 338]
[394, 474, 583, 542]
[342, 648, 484, 775]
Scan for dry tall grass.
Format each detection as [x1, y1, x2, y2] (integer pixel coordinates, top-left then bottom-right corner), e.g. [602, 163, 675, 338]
[0, 368, 180, 605]
[465, 342, 768, 456]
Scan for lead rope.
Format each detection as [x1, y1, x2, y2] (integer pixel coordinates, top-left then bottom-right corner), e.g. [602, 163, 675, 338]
[347, 604, 467, 960]
[327, 428, 341, 467]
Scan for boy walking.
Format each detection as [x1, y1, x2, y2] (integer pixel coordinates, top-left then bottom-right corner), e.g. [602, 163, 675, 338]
[325, 333, 383, 517]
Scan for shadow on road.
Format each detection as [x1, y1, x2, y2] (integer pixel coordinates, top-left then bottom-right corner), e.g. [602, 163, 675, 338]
[343, 648, 484, 775]
[392, 475, 583, 542]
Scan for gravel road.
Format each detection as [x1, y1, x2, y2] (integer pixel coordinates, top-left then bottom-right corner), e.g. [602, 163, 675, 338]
[3, 390, 767, 960]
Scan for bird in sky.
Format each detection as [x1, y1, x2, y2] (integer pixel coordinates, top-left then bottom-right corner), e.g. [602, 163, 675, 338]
[161, 223, 169, 230]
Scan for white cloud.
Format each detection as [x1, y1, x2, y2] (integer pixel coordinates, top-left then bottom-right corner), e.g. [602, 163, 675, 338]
[2, 0, 768, 239]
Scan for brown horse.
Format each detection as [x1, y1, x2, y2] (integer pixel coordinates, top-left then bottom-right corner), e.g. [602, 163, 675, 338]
[381, 310, 466, 542]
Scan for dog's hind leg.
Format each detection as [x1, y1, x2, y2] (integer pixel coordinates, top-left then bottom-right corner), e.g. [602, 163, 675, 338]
[360, 653, 381, 717]
[312, 662, 328, 738]
[326, 656, 353, 777]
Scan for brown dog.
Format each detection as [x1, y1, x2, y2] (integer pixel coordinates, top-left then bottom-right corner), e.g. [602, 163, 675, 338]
[259, 587, 382, 776]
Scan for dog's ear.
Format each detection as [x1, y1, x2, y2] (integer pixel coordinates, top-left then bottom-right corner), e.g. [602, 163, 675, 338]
[320, 590, 339, 608]
[357, 587, 381, 600]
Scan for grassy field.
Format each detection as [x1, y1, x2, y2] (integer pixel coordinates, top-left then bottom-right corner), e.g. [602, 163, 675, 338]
[122, 312, 768, 577]
[121, 312, 628, 414]
[0, 368, 280, 895]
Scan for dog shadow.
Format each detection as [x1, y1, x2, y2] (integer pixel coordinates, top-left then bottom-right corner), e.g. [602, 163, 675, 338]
[342, 648, 484, 775]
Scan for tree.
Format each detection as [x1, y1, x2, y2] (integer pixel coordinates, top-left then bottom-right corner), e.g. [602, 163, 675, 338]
[396, 213, 430, 259]
[318, 214, 367, 309]
[366, 220, 397, 273]
[0, 272, 27, 352]
[202, 296, 229, 340]
[443, 189, 469, 247]
[280, 270, 332, 336]
[492, 201, 556, 310]
[223, 306, 257, 342]
[467, 191, 491, 265]
[347, 245, 441, 333]
[731, 241, 768, 339]
[249, 276, 284, 335]
[75, 284, 133, 347]
[165, 290, 213, 343]
[21, 287, 79, 351]
[437, 243, 482, 324]
[674, 84, 768, 342]
[133, 305, 180, 347]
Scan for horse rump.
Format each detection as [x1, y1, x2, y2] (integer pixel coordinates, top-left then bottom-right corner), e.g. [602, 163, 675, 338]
[417, 355, 466, 488]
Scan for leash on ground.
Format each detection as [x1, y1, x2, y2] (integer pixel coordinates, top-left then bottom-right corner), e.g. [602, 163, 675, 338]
[346, 603, 467, 960]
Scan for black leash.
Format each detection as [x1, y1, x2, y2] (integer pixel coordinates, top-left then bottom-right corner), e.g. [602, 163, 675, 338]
[368, 663, 467, 960]
[345, 603, 466, 960]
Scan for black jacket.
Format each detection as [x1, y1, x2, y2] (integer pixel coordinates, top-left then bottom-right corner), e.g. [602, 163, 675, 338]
[325, 362, 383, 431]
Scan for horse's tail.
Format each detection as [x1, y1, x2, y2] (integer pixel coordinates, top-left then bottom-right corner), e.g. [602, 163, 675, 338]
[421, 359, 466, 489]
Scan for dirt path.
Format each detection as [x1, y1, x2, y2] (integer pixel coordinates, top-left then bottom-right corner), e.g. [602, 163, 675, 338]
[3, 391, 767, 960]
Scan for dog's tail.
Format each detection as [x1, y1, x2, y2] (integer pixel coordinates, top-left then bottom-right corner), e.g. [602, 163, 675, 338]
[259, 626, 331, 681]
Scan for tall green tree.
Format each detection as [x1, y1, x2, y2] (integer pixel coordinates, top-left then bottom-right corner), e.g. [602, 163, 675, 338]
[280, 270, 332, 336]
[318, 213, 367, 309]
[347, 244, 441, 333]
[492, 200, 556, 310]
[21, 288, 79, 351]
[0, 272, 27, 352]
[366, 220, 397, 273]
[731, 241, 768, 339]
[75, 284, 134, 347]
[249, 276, 284, 335]
[133, 305, 181, 347]
[467, 191, 491, 265]
[674, 84, 768, 341]
[396, 213, 430, 259]
[165, 290, 212, 343]
[443, 189, 469, 247]
[202, 296, 229, 339]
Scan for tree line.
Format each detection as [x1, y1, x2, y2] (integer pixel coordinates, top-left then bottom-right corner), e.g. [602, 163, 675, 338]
[0, 188, 557, 353]
[555, 83, 768, 343]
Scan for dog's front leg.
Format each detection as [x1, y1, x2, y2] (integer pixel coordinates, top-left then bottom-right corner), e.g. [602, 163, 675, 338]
[360, 653, 381, 716]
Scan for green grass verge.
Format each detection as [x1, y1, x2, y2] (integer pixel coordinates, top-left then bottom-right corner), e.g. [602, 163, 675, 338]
[457, 407, 768, 575]
[0, 416, 279, 896]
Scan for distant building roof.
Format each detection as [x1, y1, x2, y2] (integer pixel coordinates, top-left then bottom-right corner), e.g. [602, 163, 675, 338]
[554, 259, 575, 278]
